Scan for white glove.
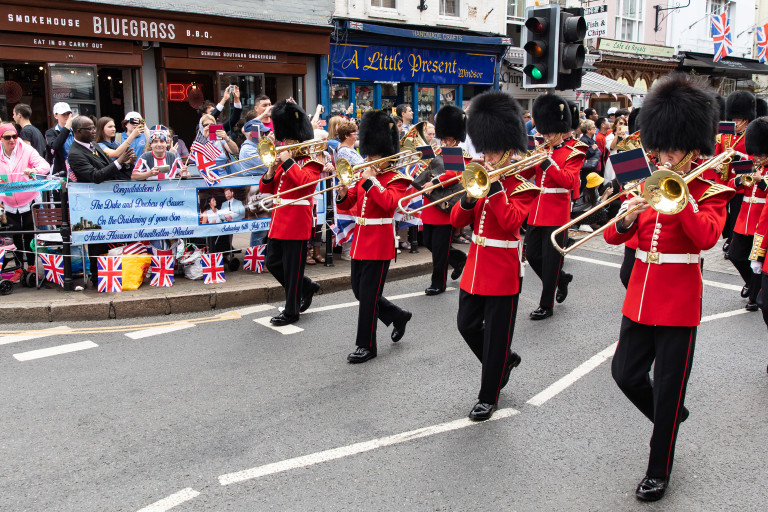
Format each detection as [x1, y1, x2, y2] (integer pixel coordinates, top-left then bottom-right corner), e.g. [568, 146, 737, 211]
[751, 260, 763, 274]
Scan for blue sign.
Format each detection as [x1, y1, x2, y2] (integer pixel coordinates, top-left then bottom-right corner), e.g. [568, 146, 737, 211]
[330, 43, 496, 85]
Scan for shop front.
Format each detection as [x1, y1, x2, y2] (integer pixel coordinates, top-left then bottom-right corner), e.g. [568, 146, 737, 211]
[323, 21, 509, 123]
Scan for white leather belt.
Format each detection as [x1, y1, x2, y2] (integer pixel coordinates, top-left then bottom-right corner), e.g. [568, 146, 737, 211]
[636, 249, 700, 265]
[355, 216, 393, 226]
[273, 198, 310, 206]
[744, 196, 766, 204]
[541, 187, 570, 194]
[471, 234, 521, 249]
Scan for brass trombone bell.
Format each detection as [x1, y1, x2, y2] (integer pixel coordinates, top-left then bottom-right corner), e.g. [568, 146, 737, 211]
[258, 138, 328, 167]
[400, 121, 429, 153]
[616, 130, 643, 152]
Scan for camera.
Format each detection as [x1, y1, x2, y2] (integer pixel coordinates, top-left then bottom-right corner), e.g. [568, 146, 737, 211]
[129, 117, 141, 125]
[172, 135, 179, 145]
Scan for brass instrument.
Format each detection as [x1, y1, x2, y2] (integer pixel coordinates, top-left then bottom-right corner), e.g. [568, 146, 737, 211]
[616, 130, 642, 152]
[551, 148, 736, 255]
[397, 150, 549, 214]
[261, 150, 422, 211]
[400, 122, 429, 153]
[739, 156, 767, 187]
[258, 138, 328, 168]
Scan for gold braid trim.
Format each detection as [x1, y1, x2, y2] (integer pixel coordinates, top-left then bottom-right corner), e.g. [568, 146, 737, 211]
[750, 234, 766, 261]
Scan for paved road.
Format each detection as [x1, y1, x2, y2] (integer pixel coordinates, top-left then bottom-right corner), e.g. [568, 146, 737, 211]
[1, 249, 766, 511]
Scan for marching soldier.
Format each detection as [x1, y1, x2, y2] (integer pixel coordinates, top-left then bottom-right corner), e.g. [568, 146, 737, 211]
[336, 110, 414, 364]
[728, 117, 766, 310]
[417, 105, 469, 295]
[450, 91, 540, 421]
[747, 119, 768, 373]
[604, 74, 734, 502]
[520, 94, 584, 320]
[259, 101, 322, 326]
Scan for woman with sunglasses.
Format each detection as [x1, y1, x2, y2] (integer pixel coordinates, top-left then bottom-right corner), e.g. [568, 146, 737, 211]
[607, 115, 629, 155]
[196, 114, 240, 174]
[0, 124, 51, 267]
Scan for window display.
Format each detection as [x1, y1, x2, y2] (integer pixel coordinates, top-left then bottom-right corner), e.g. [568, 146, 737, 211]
[50, 65, 97, 118]
[418, 86, 435, 124]
[355, 84, 374, 118]
[331, 83, 350, 116]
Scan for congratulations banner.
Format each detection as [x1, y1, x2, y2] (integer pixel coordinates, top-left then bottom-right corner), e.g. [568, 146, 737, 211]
[330, 43, 496, 85]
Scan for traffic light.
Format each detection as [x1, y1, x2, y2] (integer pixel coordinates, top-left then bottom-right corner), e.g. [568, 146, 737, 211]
[556, 7, 586, 91]
[522, 5, 559, 89]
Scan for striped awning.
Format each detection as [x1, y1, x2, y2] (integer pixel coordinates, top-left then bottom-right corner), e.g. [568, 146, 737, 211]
[579, 72, 646, 96]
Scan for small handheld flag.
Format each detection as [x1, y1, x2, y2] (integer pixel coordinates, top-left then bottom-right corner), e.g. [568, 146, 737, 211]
[201, 252, 226, 284]
[416, 145, 435, 160]
[150, 255, 174, 287]
[610, 148, 653, 184]
[97, 256, 122, 293]
[732, 159, 754, 174]
[40, 253, 64, 286]
[244, 245, 266, 273]
[440, 146, 466, 173]
[718, 121, 736, 136]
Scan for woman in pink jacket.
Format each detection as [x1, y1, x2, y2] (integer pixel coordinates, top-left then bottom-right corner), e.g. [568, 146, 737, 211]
[0, 124, 51, 266]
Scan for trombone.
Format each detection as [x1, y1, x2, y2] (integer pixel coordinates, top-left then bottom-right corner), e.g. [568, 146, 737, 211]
[550, 148, 736, 255]
[397, 149, 549, 214]
[260, 150, 422, 211]
[739, 156, 767, 187]
[258, 138, 328, 168]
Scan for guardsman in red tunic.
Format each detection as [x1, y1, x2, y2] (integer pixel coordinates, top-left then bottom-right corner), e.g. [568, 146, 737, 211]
[747, 121, 768, 372]
[259, 101, 323, 326]
[449, 91, 540, 421]
[706, 91, 755, 253]
[336, 110, 413, 364]
[520, 93, 584, 320]
[417, 105, 470, 295]
[604, 74, 735, 502]
[728, 117, 767, 310]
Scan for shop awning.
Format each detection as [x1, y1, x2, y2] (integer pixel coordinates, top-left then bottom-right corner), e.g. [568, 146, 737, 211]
[579, 71, 646, 96]
[680, 52, 768, 76]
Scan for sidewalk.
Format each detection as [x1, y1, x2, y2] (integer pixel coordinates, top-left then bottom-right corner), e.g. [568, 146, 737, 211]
[0, 231, 739, 323]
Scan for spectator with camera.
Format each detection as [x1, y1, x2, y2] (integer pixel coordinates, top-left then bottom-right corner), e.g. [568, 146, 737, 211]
[199, 85, 243, 137]
[121, 112, 150, 157]
[44, 102, 74, 175]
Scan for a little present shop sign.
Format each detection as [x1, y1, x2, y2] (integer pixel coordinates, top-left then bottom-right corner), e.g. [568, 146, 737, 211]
[330, 43, 496, 85]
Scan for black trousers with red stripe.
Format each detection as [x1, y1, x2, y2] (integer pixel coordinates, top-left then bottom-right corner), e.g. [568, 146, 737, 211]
[423, 223, 467, 291]
[457, 290, 519, 404]
[611, 316, 697, 479]
[728, 232, 761, 302]
[351, 259, 404, 350]
[265, 238, 311, 316]
[620, 245, 636, 289]
[525, 225, 567, 309]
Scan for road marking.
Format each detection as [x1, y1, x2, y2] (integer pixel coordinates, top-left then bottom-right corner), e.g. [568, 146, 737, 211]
[135, 487, 200, 512]
[527, 342, 618, 406]
[218, 407, 518, 486]
[254, 317, 304, 335]
[13, 341, 98, 361]
[233, 304, 275, 316]
[702, 279, 742, 292]
[304, 287, 457, 314]
[701, 308, 751, 322]
[125, 323, 195, 340]
[0, 326, 72, 346]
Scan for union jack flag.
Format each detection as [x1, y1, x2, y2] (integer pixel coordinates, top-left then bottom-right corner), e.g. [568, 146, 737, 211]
[244, 245, 266, 273]
[121, 241, 149, 255]
[201, 252, 226, 284]
[40, 253, 64, 286]
[190, 130, 222, 162]
[0, 249, 4, 268]
[65, 159, 77, 183]
[757, 24, 768, 63]
[193, 151, 221, 186]
[150, 255, 174, 287]
[97, 256, 122, 293]
[711, 12, 733, 63]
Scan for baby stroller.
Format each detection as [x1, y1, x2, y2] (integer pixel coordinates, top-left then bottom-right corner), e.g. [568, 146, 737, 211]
[0, 239, 31, 294]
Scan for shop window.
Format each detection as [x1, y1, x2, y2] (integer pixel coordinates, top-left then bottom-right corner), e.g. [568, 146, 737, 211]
[0, 63, 48, 133]
[381, 83, 397, 114]
[371, 0, 396, 8]
[440, 0, 459, 17]
[331, 84, 350, 116]
[707, 0, 731, 37]
[440, 87, 457, 107]
[355, 85, 374, 118]
[615, 0, 643, 42]
[49, 64, 98, 119]
[418, 87, 435, 124]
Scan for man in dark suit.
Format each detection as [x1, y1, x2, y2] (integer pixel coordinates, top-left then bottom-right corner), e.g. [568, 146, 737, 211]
[67, 115, 136, 287]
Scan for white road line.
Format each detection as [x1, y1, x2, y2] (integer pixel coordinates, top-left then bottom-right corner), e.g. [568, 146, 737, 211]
[135, 487, 200, 512]
[304, 287, 457, 314]
[125, 323, 195, 340]
[13, 341, 98, 361]
[702, 279, 743, 292]
[218, 407, 518, 486]
[232, 304, 275, 317]
[527, 342, 618, 407]
[254, 317, 304, 335]
[701, 308, 751, 322]
[0, 326, 72, 346]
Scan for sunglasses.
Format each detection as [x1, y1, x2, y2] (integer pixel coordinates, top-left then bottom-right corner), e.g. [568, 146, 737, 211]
[2, 134, 18, 140]
[202, 123, 212, 128]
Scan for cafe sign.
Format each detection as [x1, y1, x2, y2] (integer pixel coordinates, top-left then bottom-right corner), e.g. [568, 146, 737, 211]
[330, 43, 496, 85]
[597, 38, 675, 58]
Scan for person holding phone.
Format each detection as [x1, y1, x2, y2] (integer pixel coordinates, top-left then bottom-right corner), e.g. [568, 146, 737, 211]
[120, 112, 150, 157]
[197, 114, 240, 174]
[133, 125, 187, 180]
[607, 115, 629, 155]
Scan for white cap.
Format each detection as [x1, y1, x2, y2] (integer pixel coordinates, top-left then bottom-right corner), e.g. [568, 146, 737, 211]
[607, 107, 618, 115]
[53, 102, 72, 115]
[124, 111, 142, 122]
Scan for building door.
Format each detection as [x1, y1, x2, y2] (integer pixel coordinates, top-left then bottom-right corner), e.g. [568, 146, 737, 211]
[49, 64, 98, 119]
[0, 62, 48, 132]
[165, 71, 215, 147]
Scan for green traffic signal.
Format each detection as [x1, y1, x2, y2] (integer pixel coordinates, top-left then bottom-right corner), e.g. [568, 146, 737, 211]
[523, 65, 545, 80]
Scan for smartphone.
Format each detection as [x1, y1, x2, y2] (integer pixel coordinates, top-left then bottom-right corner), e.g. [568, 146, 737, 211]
[172, 135, 179, 145]
[209, 124, 223, 140]
[157, 165, 170, 175]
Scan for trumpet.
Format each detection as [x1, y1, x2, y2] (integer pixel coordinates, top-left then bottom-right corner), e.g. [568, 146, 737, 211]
[397, 149, 549, 214]
[260, 150, 422, 211]
[258, 138, 328, 167]
[551, 148, 736, 255]
[739, 157, 767, 187]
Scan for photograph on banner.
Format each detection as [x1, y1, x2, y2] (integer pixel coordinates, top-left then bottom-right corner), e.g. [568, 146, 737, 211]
[197, 185, 269, 224]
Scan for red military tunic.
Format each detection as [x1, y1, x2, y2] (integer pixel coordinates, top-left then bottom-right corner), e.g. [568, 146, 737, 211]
[604, 178, 734, 326]
[259, 156, 324, 240]
[450, 174, 540, 296]
[421, 149, 473, 225]
[749, 184, 768, 271]
[704, 133, 747, 185]
[563, 137, 588, 200]
[519, 141, 583, 226]
[337, 170, 412, 260]
[727, 167, 766, 235]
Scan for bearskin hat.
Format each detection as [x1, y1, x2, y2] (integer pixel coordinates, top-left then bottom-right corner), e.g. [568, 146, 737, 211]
[568, 101, 580, 130]
[745, 117, 768, 156]
[716, 95, 726, 121]
[757, 98, 768, 118]
[271, 100, 314, 142]
[435, 105, 466, 142]
[628, 108, 641, 134]
[532, 93, 572, 135]
[466, 90, 527, 153]
[637, 73, 718, 155]
[359, 110, 399, 157]
[726, 91, 756, 122]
